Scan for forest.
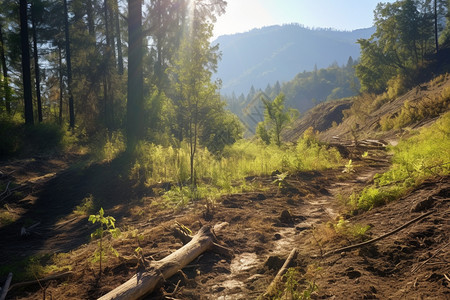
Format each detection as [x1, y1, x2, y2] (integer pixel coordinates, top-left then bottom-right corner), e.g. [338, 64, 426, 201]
[0, 0, 449, 299]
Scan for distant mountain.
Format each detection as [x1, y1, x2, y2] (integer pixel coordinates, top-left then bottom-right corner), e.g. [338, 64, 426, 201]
[213, 24, 375, 96]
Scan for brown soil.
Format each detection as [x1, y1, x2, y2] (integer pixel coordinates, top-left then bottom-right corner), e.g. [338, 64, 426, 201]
[0, 144, 448, 300]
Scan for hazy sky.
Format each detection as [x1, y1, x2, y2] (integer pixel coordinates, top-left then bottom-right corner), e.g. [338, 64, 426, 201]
[213, 0, 396, 38]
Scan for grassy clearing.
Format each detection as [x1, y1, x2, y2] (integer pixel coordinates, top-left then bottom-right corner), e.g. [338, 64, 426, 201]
[93, 127, 342, 208]
[350, 111, 450, 211]
[125, 129, 343, 207]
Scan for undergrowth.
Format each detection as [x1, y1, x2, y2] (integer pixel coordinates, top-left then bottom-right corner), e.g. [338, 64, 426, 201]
[127, 128, 342, 207]
[350, 111, 450, 211]
[380, 86, 450, 131]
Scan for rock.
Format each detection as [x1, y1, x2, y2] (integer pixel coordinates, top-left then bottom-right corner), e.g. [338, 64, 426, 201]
[279, 209, 294, 224]
[410, 196, 435, 212]
[264, 255, 284, 271]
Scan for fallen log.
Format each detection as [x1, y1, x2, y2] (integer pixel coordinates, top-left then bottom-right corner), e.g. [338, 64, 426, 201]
[263, 248, 298, 298]
[0, 272, 13, 300]
[98, 225, 232, 300]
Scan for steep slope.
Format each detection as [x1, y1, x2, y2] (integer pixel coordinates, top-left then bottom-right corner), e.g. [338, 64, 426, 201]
[213, 24, 374, 95]
[283, 74, 450, 144]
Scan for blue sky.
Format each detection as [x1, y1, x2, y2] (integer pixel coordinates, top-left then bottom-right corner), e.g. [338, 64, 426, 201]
[213, 0, 396, 38]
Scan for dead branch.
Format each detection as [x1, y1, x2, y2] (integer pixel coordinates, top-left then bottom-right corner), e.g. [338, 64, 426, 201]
[411, 242, 449, 274]
[0, 272, 13, 300]
[98, 225, 233, 300]
[320, 210, 434, 258]
[8, 271, 72, 293]
[263, 248, 298, 298]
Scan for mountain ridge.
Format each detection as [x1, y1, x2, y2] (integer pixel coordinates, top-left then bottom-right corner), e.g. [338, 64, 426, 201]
[213, 24, 375, 95]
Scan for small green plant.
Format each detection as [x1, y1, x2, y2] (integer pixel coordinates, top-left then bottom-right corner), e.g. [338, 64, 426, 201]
[272, 172, 289, 190]
[88, 208, 121, 277]
[275, 267, 318, 300]
[333, 217, 371, 240]
[342, 159, 354, 173]
[74, 194, 95, 215]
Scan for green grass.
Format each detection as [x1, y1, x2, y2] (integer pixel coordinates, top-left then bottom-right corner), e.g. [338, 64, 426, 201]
[350, 111, 450, 211]
[125, 129, 343, 208]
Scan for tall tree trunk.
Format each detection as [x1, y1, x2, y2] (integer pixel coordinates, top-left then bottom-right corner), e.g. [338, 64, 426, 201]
[63, 0, 75, 129]
[434, 0, 439, 54]
[31, 4, 42, 122]
[114, 0, 123, 75]
[20, 0, 34, 125]
[126, 0, 143, 151]
[58, 46, 63, 125]
[0, 23, 11, 114]
[104, 0, 111, 129]
[86, 0, 95, 38]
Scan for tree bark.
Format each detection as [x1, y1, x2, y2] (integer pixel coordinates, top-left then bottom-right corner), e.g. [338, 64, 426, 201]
[0, 23, 11, 114]
[126, 0, 143, 152]
[114, 0, 123, 75]
[86, 0, 95, 38]
[20, 0, 34, 125]
[434, 0, 439, 54]
[58, 46, 63, 125]
[98, 225, 226, 300]
[63, 0, 75, 129]
[31, 3, 42, 122]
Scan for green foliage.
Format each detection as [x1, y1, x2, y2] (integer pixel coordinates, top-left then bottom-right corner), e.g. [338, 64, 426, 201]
[294, 128, 343, 171]
[342, 159, 355, 173]
[226, 59, 360, 135]
[74, 194, 95, 215]
[273, 267, 318, 300]
[332, 217, 371, 240]
[380, 86, 450, 131]
[0, 116, 75, 157]
[257, 93, 299, 146]
[355, 0, 441, 94]
[0, 253, 72, 283]
[351, 112, 450, 211]
[88, 208, 121, 275]
[0, 116, 22, 156]
[256, 122, 271, 144]
[130, 133, 342, 208]
[90, 130, 126, 162]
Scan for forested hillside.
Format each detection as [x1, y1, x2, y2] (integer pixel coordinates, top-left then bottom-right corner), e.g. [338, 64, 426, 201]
[224, 59, 359, 134]
[213, 24, 374, 96]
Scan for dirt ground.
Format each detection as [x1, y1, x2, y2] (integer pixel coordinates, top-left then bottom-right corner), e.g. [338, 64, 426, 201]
[0, 143, 449, 299]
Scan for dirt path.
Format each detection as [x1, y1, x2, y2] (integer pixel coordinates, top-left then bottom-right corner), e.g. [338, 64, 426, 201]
[174, 145, 393, 299]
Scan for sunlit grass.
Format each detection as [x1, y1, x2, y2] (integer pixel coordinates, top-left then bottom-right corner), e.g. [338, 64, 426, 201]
[350, 111, 450, 211]
[125, 129, 344, 207]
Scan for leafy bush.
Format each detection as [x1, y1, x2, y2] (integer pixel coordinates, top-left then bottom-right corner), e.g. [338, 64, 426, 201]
[90, 130, 125, 162]
[0, 117, 22, 156]
[0, 116, 77, 157]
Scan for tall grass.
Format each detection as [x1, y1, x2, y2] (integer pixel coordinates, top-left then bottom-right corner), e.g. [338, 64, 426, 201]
[351, 111, 450, 210]
[130, 129, 343, 193]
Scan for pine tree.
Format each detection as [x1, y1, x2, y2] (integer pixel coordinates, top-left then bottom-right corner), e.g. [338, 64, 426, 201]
[20, 0, 34, 125]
